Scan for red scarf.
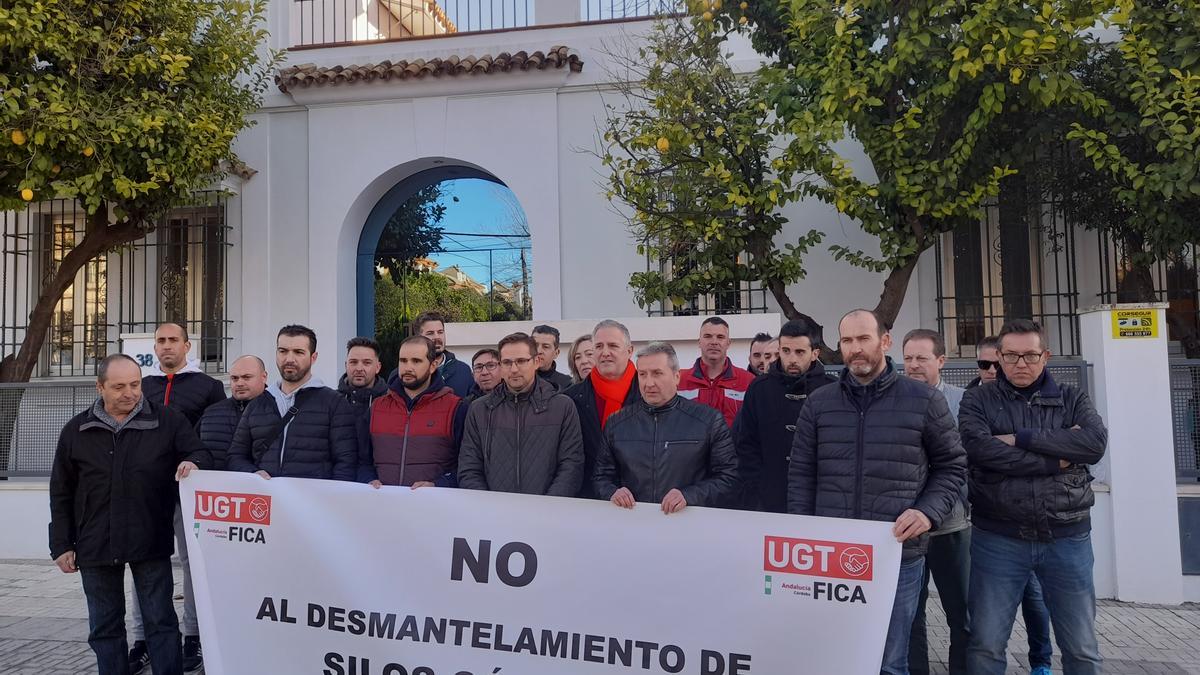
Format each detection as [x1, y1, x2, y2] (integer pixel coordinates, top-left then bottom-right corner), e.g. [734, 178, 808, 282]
[591, 361, 636, 428]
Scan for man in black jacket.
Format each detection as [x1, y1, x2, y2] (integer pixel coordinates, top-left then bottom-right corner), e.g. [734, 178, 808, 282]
[198, 355, 268, 470]
[735, 319, 835, 512]
[961, 320, 1107, 675]
[532, 324, 574, 391]
[141, 322, 227, 426]
[788, 309, 967, 675]
[564, 320, 641, 498]
[227, 325, 358, 481]
[415, 311, 474, 397]
[50, 354, 209, 675]
[458, 333, 584, 496]
[596, 342, 738, 512]
[338, 336, 387, 417]
[133, 322, 225, 672]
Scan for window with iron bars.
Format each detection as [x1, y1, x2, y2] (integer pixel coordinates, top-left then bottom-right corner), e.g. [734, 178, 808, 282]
[1098, 237, 1200, 358]
[642, 239, 770, 317]
[0, 192, 233, 378]
[934, 173, 1081, 358]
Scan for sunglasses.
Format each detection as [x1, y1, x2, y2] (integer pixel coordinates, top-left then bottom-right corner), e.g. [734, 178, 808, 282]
[976, 360, 1000, 371]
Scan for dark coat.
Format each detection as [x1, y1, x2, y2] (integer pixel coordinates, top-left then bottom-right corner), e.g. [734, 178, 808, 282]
[787, 362, 968, 559]
[225, 384, 358, 480]
[49, 400, 210, 567]
[959, 369, 1108, 541]
[595, 396, 739, 507]
[735, 360, 837, 512]
[537, 363, 574, 392]
[141, 370, 226, 427]
[438, 350, 474, 398]
[458, 377, 584, 496]
[563, 373, 641, 498]
[337, 374, 390, 419]
[197, 397, 251, 470]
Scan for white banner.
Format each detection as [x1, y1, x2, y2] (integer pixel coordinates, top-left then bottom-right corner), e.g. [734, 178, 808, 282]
[181, 471, 902, 675]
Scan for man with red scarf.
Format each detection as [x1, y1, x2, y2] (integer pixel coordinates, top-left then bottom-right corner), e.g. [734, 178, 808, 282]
[564, 319, 641, 499]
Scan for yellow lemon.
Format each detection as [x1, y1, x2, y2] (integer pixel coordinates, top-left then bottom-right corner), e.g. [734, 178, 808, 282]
[702, 10, 713, 21]
[10, 130, 26, 146]
[20, 188, 34, 201]
[83, 146, 94, 157]
[656, 137, 670, 152]
[740, 1, 748, 8]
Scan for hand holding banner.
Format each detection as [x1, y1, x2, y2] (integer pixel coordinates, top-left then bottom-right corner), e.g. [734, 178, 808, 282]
[182, 471, 901, 674]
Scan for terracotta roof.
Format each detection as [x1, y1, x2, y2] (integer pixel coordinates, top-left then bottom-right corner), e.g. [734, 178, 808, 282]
[276, 46, 583, 93]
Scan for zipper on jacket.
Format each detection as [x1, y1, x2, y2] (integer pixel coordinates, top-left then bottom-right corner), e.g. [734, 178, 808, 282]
[654, 413, 661, 503]
[855, 410, 865, 520]
[399, 415, 412, 486]
[516, 397, 524, 491]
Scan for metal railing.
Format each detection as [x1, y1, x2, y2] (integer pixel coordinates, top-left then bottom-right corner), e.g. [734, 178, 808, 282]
[0, 382, 99, 478]
[1171, 359, 1200, 481]
[288, 0, 683, 48]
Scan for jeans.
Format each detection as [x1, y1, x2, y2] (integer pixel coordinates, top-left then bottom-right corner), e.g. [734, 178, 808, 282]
[80, 558, 182, 675]
[1023, 574, 1054, 669]
[131, 505, 197, 639]
[881, 556, 926, 675]
[967, 527, 1101, 675]
[909, 529, 970, 675]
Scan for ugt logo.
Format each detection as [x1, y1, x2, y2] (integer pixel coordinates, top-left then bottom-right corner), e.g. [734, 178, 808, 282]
[763, 536, 873, 581]
[195, 491, 272, 526]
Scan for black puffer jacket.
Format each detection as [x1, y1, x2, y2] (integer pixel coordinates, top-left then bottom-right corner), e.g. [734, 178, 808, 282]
[787, 362, 967, 559]
[564, 374, 641, 498]
[142, 368, 226, 427]
[49, 400, 210, 567]
[735, 360, 836, 512]
[596, 396, 739, 507]
[458, 377, 584, 496]
[226, 382, 358, 480]
[198, 397, 251, 470]
[959, 369, 1107, 541]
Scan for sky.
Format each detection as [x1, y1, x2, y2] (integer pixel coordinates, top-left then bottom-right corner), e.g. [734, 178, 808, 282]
[427, 178, 531, 290]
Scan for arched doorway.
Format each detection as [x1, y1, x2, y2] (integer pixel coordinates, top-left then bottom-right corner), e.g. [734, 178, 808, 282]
[357, 165, 532, 373]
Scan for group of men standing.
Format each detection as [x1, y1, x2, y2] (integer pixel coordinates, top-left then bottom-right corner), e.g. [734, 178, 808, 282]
[49, 308, 1107, 675]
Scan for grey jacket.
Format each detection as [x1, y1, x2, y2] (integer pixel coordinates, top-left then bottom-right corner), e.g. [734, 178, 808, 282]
[458, 377, 584, 496]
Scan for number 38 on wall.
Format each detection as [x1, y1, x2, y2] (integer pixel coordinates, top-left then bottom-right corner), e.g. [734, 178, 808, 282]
[134, 353, 154, 367]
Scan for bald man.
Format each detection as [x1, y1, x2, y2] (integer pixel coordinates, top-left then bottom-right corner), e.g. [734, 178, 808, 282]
[198, 356, 268, 470]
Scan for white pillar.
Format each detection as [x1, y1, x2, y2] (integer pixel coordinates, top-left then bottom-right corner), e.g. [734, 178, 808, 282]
[1079, 303, 1183, 604]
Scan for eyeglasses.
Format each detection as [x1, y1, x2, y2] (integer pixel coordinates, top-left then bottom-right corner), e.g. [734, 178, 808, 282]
[976, 360, 999, 371]
[1000, 352, 1045, 365]
[499, 357, 533, 369]
[473, 362, 498, 373]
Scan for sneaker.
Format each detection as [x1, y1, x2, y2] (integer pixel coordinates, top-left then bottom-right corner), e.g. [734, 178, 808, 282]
[1031, 667, 1053, 675]
[128, 641, 151, 675]
[183, 635, 204, 672]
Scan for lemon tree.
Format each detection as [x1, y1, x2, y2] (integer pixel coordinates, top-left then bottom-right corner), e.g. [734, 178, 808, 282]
[599, 6, 825, 330]
[0, 0, 276, 382]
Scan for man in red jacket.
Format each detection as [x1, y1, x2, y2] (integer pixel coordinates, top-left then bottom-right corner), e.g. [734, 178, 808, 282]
[361, 336, 465, 488]
[678, 316, 755, 426]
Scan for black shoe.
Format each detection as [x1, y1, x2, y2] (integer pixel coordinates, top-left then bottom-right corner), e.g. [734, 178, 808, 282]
[128, 641, 151, 675]
[183, 635, 204, 672]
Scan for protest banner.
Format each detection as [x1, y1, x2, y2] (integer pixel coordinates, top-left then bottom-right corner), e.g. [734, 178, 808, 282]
[182, 471, 901, 674]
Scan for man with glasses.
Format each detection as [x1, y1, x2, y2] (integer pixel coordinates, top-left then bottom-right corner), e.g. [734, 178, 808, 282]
[961, 319, 1108, 675]
[967, 336, 1002, 389]
[967, 337, 1055, 672]
[466, 348, 501, 405]
[458, 332, 584, 496]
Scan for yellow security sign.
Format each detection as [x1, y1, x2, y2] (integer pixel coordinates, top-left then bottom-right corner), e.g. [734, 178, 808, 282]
[1112, 309, 1157, 339]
